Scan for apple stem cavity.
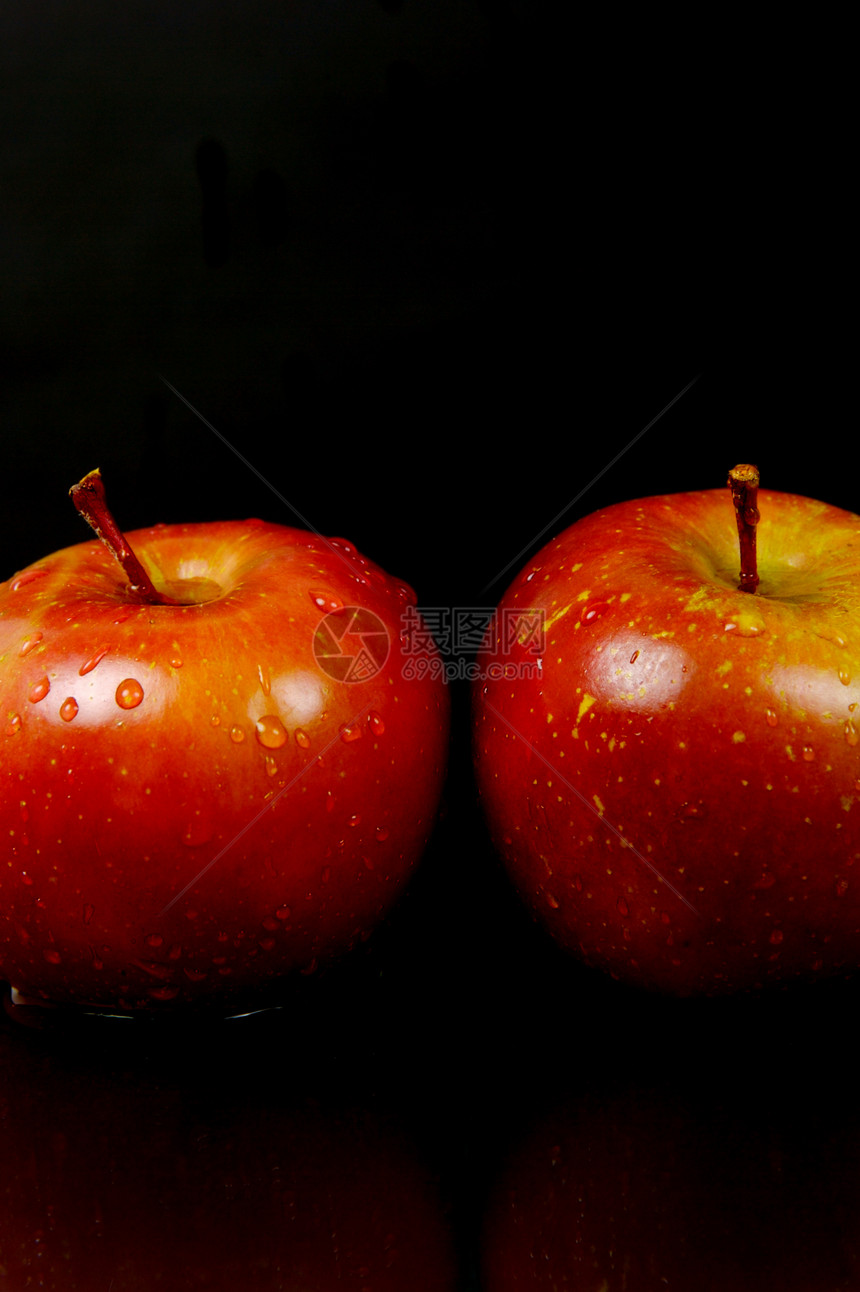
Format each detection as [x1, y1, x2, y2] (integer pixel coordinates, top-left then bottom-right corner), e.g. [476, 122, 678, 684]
[728, 463, 760, 595]
[70, 469, 179, 606]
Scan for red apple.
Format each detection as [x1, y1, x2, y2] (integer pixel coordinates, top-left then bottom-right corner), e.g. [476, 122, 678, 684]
[0, 471, 449, 1012]
[473, 466, 860, 994]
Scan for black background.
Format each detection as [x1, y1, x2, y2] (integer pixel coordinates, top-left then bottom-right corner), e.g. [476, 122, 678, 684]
[0, 3, 853, 1288]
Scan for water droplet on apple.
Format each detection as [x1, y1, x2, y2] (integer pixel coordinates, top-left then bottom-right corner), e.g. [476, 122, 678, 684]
[43, 948, 62, 965]
[171, 655, 183, 668]
[116, 678, 144, 709]
[145, 933, 163, 948]
[396, 582, 417, 606]
[59, 697, 79, 723]
[580, 601, 610, 626]
[276, 906, 291, 920]
[10, 567, 49, 591]
[309, 589, 344, 612]
[28, 676, 50, 704]
[261, 915, 280, 932]
[19, 632, 43, 656]
[616, 896, 630, 916]
[82, 903, 95, 925]
[257, 662, 272, 695]
[21, 872, 34, 886]
[255, 715, 287, 749]
[368, 710, 385, 736]
[629, 649, 640, 664]
[348, 813, 361, 827]
[148, 985, 181, 1001]
[5, 713, 22, 737]
[295, 727, 311, 748]
[210, 714, 220, 726]
[340, 721, 363, 743]
[265, 755, 278, 778]
[769, 928, 784, 945]
[375, 826, 389, 842]
[765, 707, 779, 727]
[802, 745, 815, 761]
[230, 725, 245, 743]
[839, 668, 852, 686]
[724, 612, 766, 637]
[845, 720, 859, 747]
[79, 648, 108, 676]
[182, 815, 214, 847]
[184, 967, 208, 982]
[546, 892, 560, 909]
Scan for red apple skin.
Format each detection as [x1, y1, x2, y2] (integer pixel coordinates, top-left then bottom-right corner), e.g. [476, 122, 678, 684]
[0, 520, 449, 1011]
[473, 487, 860, 995]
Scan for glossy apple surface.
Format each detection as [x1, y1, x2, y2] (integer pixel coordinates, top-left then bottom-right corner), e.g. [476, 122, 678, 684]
[473, 483, 860, 994]
[0, 514, 448, 1011]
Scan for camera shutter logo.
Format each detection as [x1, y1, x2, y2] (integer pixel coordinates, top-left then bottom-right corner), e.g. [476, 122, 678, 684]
[313, 607, 390, 682]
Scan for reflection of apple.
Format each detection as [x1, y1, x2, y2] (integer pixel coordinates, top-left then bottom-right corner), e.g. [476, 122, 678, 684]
[0, 1016, 458, 1290]
[481, 1068, 860, 1290]
[473, 467, 860, 994]
[0, 471, 449, 1012]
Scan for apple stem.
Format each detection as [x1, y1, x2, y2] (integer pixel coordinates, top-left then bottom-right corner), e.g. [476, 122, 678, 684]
[728, 464, 760, 594]
[69, 469, 179, 605]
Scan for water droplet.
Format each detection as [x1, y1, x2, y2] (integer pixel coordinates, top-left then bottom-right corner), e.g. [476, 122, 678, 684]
[753, 871, 776, 889]
[19, 632, 43, 657]
[348, 813, 361, 827]
[309, 589, 344, 612]
[546, 892, 560, 910]
[845, 720, 859, 747]
[839, 668, 852, 686]
[340, 721, 363, 743]
[255, 715, 287, 749]
[724, 612, 766, 637]
[580, 601, 610, 626]
[21, 873, 34, 886]
[10, 567, 48, 591]
[765, 707, 779, 727]
[261, 915, 280, 932]
[629, 649, 640, 664]
[43, 948, 62, 965]
[295, 727, 311, 748]
[616, 896, 630, 916]
[396, 582, 417, 606]
[83, 903, 95, 925]
[184, 967, 208, 982]
[116, 678, 144, 709]
[182, 815, 213, 847]
[257, 663, 271, 695]
[148, 985, 180, 1001]
[60, 697, 79, 723]
[28, 676, 50, 704]
[369, 710, 385, 736]
[375, 826, 389, 842]
[5, 713, 22, 737]
[265, 755, 278, 777]
[325, 791, 335, 812]
[230, 725, 245, 743]
[168, 943, 182, 960]
[769, 928, 784, 945]
[171, 656, 183, 669]
[276, 906, 291, 921]
[145, 933, 163, 948]
[802, 745, 815, 762]
[79, 648, 108, 676]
